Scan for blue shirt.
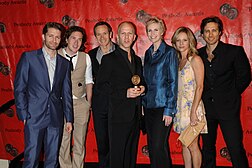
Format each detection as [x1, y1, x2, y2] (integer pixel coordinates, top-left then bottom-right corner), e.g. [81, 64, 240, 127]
[142, 41, 178, 117]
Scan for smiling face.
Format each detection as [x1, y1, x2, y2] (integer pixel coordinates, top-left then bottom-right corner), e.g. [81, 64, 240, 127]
[174, 32, 190, 55]
[146, 22, 163, 45]
[42, 27, 61, 51]
[117, 22, 136, 51]
[202, 22, 221, 46]
[95, 25, 112, 48]
[65, 31, 83, 55]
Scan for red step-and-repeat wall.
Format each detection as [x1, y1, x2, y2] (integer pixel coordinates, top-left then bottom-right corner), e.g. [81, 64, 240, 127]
[0, 0, 252, 166]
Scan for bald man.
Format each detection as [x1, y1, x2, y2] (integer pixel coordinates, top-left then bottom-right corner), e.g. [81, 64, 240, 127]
[95, 21, 146, 168]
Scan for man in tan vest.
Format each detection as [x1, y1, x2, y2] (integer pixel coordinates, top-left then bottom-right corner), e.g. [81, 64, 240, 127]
[58, 26, 93, 168]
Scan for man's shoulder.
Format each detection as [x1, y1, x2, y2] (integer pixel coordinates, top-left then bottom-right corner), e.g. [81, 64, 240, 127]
[198, 46, 206, 51]
[222, 42, 243, 50]
[20, 49, 42, 60]
[88, 47, 99, 56]
[215, 41, 244, 54]
[24, 48, 41, 55]
[78, 51, 87, 58]
[133, 54, 142, 62]
[57, 53, 69, 63]
[198, 46, 206, 57]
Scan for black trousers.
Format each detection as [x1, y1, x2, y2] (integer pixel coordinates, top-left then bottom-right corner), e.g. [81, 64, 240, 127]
[109, 113, 140, 168]
[145, 108, 172, 168]
[202, 117, 249, 168]
[92, 97, 110, 168]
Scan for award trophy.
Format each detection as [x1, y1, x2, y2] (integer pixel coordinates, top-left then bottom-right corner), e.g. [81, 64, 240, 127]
[131, 75, 141, 88]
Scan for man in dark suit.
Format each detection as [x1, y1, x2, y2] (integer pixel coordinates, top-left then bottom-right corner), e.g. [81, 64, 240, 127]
[96, 21, 145, 168]
[88, 21, 115, 168]
[14, 22, 73, 168]
[198, 16, 251, 168]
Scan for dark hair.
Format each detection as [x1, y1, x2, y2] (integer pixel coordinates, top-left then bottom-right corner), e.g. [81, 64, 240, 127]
[93, 21, 112, 36]
[42, 22, 63, 35]
[63, 26, 87, 51]
[200, 16, 223, 35]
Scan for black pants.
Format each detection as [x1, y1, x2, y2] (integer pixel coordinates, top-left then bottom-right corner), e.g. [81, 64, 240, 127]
[145, 108, 172, 168]
[202, 117, 249, 168]
[92, 98, 110, 168]
[109, 113, 140, 168]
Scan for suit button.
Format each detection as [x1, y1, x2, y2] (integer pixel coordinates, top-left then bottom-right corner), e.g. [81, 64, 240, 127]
[210, 87, 214, 90]
[209, 97, 214, 102]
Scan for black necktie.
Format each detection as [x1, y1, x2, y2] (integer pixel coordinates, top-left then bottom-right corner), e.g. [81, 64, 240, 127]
[65, 54, 77, 71]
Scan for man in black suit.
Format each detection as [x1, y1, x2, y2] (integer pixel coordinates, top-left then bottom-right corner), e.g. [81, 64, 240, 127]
[96, 21, 145, 168]
[198, 16, 251, 168]
[88, 21, 115, 168]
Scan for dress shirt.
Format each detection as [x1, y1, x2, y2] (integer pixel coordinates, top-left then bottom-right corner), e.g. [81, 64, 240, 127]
[96, 43, 115, 64]
[42, 47, 56, 90]
[142, 41, 178, 116]
[199, 41, 251, 95]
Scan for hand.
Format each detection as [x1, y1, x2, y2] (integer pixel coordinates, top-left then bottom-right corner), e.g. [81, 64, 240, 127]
[127, 86, 145, 98]
[163, 115, 172, 126]
[127, 87, 141, 98]
[23, 120, 26, 125]
[190, 112, 199, 126]
[66, 122, 72, 133]
[139, 85, 145, 95]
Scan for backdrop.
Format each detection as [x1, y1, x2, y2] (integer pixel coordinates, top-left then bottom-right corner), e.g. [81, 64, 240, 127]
[0, 0, 252, 166]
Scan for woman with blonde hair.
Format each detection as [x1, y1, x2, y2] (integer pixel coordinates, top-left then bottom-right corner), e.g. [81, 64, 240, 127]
[142, 17, 178, 168]
[171, 27, 207, 168]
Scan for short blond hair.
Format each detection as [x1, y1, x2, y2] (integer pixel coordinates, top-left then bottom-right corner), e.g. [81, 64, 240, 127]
[145, 17, 166, 34]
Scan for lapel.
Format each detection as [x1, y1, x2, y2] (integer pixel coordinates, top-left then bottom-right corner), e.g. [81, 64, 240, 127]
[115, 48, 135, 75]
[52, 54, 62, 90]
[37, 49, 51, 92]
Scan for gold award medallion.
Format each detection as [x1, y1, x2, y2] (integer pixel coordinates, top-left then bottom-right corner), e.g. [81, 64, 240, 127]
[131, 75, 140, 87]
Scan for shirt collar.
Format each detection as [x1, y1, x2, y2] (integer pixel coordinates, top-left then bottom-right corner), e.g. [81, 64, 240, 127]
[42, 47, 57, 61]
[98, 42, 116, 54]
[150, 40, 166, 55]
[202, 41, 223, 59]
[62, 48, 79, 58]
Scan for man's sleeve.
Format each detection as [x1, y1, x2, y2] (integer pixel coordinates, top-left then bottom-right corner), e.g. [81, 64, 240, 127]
[234, 46, 251, 94]
[14, 52, 29, 121]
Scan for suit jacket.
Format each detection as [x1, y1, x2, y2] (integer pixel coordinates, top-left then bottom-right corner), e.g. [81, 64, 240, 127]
[198, 41, 251, 119]
[95, 47, 145, 123]
[14, 48, 73, 128]
[88, 47, 108, 114]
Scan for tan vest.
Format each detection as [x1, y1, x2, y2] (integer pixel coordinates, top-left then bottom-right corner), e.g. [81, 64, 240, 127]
[58, 48, 87, 99]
